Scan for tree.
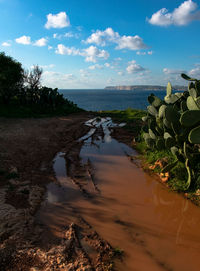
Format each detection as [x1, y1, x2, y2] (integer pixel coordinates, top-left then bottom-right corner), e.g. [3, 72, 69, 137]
[24, 65, 43, 104]
[24, 65, 43, 90]
[0, 52, 24, 104]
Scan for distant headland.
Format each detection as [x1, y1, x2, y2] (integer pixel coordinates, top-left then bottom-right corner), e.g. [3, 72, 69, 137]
[104, 85, 187, 91]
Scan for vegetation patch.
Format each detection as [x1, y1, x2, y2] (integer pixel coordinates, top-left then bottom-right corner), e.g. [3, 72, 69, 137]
[0, 52, 83, 118]
[139, 74, 200, 202]
[100, 108, 146, 137]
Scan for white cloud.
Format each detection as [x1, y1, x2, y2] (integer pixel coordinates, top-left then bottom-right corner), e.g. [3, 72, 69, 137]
[107, 77, 114, 84]
[55, 44, 80, 55]
[148, 0, 200, 26]
[104, 63, 110, 67]
[55, 44, 109, 63]
[34, 38, 48, 47]
[189, 66, 200, 77]
[39, 64, 55, 69]
[136, 51, 146, 55]
[85, 27, 119, 46]
[116, 35, 147, 50]
[85, 27, 147, 50]
[88, 64, 103, 70]
[163, 68, 186, 74]
[118, 71, 124, 76]
[2, 42, 11, 47]
[80, 69, 90, 78]
[45, 12, 70, 29]
[53, 32, 79, 40]
[48, 45, 53, 50]
[136, 50, 153, 55]
[82, 46, 109, 62]
[42, 71, 76, 88]
[126, 60, 146, 74]
[15, 35, 31, 45]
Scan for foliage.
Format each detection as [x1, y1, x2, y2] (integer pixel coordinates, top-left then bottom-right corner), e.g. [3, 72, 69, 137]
[0, 52, 83, 117]
[141, 74, 200, 191]
[24, 65, 42, 91]
[0, 52, 24, 104]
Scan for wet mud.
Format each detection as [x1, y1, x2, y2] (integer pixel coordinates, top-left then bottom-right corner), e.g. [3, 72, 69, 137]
[37, 117, 200, 271]
[1, 115, 200, 270]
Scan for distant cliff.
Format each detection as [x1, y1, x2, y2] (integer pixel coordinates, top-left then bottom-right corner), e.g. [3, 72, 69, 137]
[104, 85, 187, 91]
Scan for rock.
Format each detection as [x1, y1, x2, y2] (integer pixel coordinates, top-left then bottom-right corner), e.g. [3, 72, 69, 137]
[30, 267, 40, 271]
[9, 179, 20, 185]
[9, 166, 18, 174]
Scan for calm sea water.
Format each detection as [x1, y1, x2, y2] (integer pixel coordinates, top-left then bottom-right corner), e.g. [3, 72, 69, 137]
[60, 89, 167, 111]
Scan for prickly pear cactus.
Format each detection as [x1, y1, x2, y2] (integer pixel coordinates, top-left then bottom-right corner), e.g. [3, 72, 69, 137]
[141, 73, 200, 190]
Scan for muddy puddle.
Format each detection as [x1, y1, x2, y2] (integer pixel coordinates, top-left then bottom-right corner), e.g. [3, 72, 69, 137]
[37, 117, 200, 271]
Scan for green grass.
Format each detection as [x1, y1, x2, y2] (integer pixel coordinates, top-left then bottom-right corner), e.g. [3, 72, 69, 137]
[100, 107, 146, 122]
[99, 108, 146, 136]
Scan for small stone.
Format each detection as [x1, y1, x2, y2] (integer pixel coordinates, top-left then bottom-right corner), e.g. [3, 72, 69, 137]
[10, 166, 18, 174]
[30, 268, 40, 271]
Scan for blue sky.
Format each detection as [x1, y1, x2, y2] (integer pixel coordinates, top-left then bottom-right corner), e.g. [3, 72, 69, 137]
[1, 0, 200, 88]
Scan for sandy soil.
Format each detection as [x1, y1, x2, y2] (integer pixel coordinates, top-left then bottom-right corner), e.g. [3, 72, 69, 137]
[0, 113, 118, 271]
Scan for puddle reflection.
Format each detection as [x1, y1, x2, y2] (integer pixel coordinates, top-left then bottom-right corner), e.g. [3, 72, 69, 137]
[37, 117, 200, 271]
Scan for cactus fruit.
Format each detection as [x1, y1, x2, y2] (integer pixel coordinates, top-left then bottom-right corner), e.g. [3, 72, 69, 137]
[180, 110, 200, 127]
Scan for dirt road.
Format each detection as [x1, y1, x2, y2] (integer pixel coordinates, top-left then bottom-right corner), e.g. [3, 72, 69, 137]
[0, 113, 116, 271]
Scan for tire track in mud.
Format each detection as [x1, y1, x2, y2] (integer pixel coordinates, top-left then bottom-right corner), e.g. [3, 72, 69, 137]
[32, 117, 127, 270]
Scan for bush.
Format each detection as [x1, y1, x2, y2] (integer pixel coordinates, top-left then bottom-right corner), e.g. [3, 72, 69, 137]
[0, 53, 83, 117]
[0, 52, 24, 104]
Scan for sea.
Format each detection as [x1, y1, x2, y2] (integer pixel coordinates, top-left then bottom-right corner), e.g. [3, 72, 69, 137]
[60, 89, 168, 111]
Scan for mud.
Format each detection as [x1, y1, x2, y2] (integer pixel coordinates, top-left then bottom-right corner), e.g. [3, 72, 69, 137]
[38, 117, 200, 271]
[1, 115, 200, 270]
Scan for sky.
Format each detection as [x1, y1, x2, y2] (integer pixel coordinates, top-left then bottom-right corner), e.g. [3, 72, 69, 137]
[1, 0, 200, 89]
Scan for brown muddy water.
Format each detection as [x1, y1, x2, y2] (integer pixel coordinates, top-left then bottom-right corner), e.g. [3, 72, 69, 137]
[37, 117, 200, 271]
